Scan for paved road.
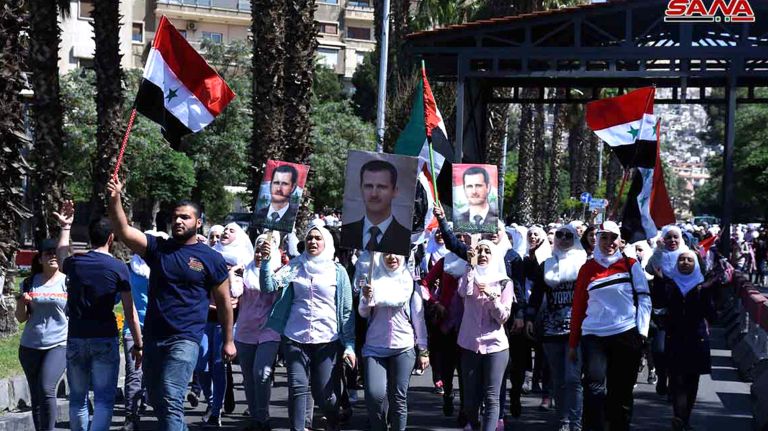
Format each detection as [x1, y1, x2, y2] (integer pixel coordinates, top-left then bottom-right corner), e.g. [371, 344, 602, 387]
[58, 325, 753, 430]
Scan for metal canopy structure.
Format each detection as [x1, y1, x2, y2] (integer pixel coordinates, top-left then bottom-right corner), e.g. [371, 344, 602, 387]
[405, 0, 768, 251]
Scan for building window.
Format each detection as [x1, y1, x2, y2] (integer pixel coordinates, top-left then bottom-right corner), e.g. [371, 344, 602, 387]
[316, 47, 339, 69]
[132, 23, 144, 43]
[346, 26, 371, 40]
[356, 51, 366, 65]
[319, 0, 338, 4]
[318, 22, 338, 35]
[179, 30, 187, 39]
[237, 0, 250, 11]
[79, 0, 94, 19]
[202, 31, 224, 44]
[348, 0, 371, 6]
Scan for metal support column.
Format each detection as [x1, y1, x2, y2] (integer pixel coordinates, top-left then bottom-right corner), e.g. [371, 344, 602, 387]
[718, 75, 737, 256]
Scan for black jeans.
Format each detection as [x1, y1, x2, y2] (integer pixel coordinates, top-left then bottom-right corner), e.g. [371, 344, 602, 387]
[670, 373, 700, 426]
[19, 345, 67, 431]
[581, 328, 643, 431]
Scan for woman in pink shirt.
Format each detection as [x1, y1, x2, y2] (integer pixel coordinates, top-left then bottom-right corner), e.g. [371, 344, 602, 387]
[359, 253, 429, 431]
[235, 232, 282, 431]
[458, 239, 515, 431]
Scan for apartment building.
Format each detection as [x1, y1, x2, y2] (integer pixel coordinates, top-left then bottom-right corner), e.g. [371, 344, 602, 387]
[58, 0, 376, 81]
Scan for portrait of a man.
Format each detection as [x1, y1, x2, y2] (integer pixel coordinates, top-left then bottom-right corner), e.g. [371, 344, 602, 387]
[253, 161, 309, 232]
[341, 151, 418, 256]
[453, 164, 499, 233]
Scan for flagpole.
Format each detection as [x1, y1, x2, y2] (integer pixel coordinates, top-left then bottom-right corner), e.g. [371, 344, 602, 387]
[374, 0, 391, 153]
[112, 108, 138, 180]
[422, 60, 440, 205]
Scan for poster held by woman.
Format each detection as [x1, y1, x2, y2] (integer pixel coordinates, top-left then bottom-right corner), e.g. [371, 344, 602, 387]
[252, 160, 310, 233]
[452, 164, 500, 234]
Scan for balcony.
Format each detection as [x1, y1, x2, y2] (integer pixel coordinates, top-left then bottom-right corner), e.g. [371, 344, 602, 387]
[155, 0, 251, 26]
[344, 2, 373, 23]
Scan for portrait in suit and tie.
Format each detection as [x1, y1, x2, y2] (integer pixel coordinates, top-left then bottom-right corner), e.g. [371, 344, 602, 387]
[253, 161, 309, 233]
[453, 164, 499, 233]
[341, 151, 418, 256]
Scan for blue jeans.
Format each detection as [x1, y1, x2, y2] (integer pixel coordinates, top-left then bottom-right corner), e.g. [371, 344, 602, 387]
[363, 348, 416, 431]
[196, 323, 226, 417]
[66, 337, 120, 431]
[461, 348, 509, 431]
[284, 338, 340, 431]
[543, 338, 583, 429]
[144, 337, 200, 431]
[236, 340, 280, 426]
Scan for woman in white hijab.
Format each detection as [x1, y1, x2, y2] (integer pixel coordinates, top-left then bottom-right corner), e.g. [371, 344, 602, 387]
[423, 228, 450, 273]
[214, 222, 255, 268]
[458, 240, 515, 431]
[647, 225, 691, 278]
[237, 232, 282, 430]
[525, 223, 586, 431]
[208, 225, 224, 247]
[652, 250, 715, 431]
[507, 224, 528, 259]
[359, 253, 428, 431]
[259, 221, 355, 431]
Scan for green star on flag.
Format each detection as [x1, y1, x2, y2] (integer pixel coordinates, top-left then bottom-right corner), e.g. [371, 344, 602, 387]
[165, 87, 178, 102]
[627, 125, 639, 140]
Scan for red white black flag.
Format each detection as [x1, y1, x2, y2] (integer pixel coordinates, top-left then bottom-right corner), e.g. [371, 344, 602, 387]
[135, 16, 235, 148]
[586, 88, 675, 241]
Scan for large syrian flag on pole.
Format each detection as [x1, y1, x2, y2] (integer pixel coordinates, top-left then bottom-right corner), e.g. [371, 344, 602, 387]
[394, 63, 452, 244]
[135, 16, 235, 148]
[586, 87, 675, 242]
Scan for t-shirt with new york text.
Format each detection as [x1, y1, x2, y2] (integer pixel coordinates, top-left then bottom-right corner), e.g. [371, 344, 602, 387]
[63, 250, 131, 339]
[142, 234, 229, 343]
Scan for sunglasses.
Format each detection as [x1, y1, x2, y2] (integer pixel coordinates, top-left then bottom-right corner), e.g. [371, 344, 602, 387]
[555, 231, 574, 240]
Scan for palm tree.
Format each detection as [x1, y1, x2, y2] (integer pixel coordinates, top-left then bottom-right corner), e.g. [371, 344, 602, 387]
[532, 102, 547, 222]
[511, 89, 536, 225]
[0, 0, 33, 306]
[28, 0, 70, 243]
[250, 0, 286, 220]
[89, 0, 125, 220]
[282, 0, 317, 164]
[546, 88, 567, 221]
[568, 103, 586, 199]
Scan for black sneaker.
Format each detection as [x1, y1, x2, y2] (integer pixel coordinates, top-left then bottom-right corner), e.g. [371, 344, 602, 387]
[120, 416, 139, 431]
[648, 369, 659, 385]
[443, 396, 454, 416]
[204, 415, 222, 428]
[187, 391, 200, 408]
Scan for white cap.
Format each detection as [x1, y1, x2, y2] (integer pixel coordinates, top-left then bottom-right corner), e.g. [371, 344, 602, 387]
[596, 220, 621, 237]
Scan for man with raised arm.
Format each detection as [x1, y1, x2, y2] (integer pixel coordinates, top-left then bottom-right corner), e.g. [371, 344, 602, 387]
[107, 178, 236, 430]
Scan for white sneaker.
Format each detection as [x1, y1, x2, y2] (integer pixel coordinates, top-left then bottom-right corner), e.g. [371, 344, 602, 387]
[349, 389, 359, 403]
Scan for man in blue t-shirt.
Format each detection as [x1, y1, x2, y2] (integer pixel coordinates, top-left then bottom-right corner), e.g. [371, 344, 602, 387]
[61, 216, 144, 431]
[107, 178, 235, 430]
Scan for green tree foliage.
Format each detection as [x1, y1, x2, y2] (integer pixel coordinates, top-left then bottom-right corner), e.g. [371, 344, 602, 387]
[351, 51, 377, 122]
[308, 101, 375, 211]
[692, 103, 768, 221]
[313, 64, 345, 103]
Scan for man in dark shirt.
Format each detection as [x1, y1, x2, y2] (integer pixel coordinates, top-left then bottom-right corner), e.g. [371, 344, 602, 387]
[62, 217, 143, 431]
[107, 178, 234, 430]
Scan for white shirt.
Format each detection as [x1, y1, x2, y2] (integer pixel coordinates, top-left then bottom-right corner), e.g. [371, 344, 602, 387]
[468, 205, 490, 224]
[267, 203, 289, 221]
[362, 214, 393, 248]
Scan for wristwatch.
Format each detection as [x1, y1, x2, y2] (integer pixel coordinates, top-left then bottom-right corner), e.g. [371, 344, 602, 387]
[418, 348, 430, 358]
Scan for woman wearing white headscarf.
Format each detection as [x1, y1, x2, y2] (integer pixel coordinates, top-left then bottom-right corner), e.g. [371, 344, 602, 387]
[647, 225, 691, 278]
[459, 240, 515, 431]
[236, 232, 282, 430]
[259, 222, 355, 431]
[197, 222, 250, 424]
[207, 225, 224, 247]
[651, 250, 715, 431]
[423, 228, 450, 273]
[359, 253, 428, 431]
[525, 223, 586, 431]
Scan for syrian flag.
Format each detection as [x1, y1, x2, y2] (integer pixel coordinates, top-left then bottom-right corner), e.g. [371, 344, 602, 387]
[586, 87, 657, 169]
[587, 89, 676, 242]
[135, 16, 235, 148]
[394, 64, 452, 244]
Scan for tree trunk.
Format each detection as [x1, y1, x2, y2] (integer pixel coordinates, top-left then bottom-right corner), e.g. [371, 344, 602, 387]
[512, 89, 536, 225]
[282, 0, 317, 164]
[568, 104, 586, 198]
[0, 0, 32, 311]
[29, 0, 67, 243]
[546, 88, 566, 221]
[585, 130, 600, 195]
[90, 0, 125, 221]
[532, 102, 547, 223]
[250, 0, 286, 218]
[605, 149, 623, 201]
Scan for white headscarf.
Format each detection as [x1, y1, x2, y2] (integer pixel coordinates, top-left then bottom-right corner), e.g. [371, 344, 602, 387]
[593, 230, 623, 268]
[669, 250, 704, 296]
[543, 223, 587, 288]
[494, 220, 513, 255]
[425, 229, 449, 264]
[370, 253, 413, 307]
[296, 222, 336, 277]
[627, 240, 654, 280]
[660, 225, 690, 277]
[527, 226, 552, 264]
[474, 239, 510, 286]
[243, 232, 282, 291]
[208, 225, 224, 242]
[507, 224, 528, 258]
[214, 223, 255, 267]
[130, 230, 169, 278]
